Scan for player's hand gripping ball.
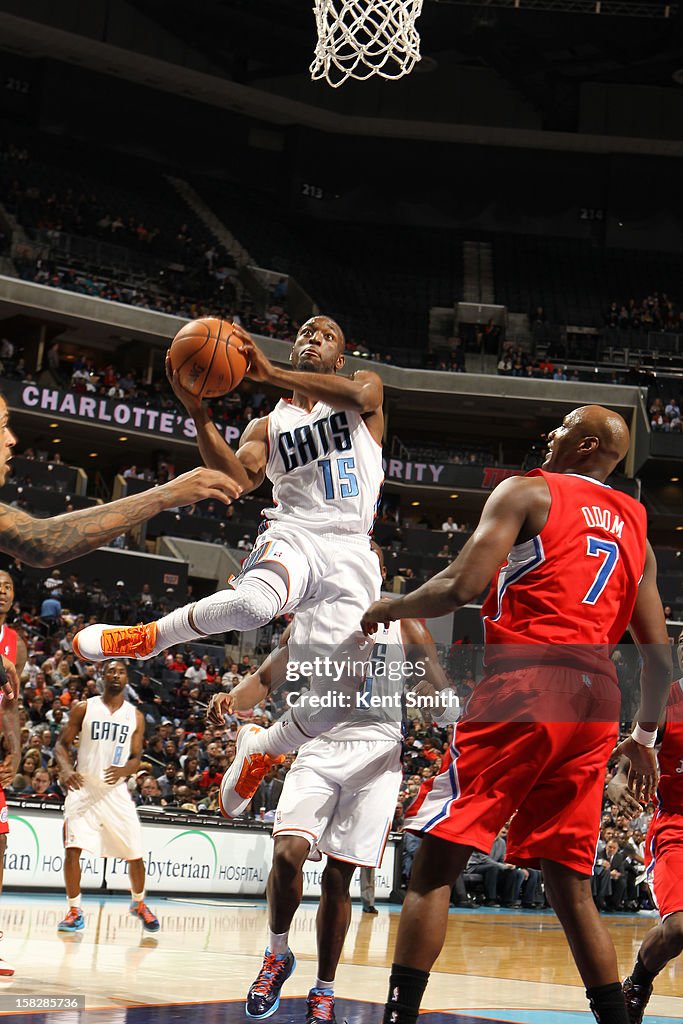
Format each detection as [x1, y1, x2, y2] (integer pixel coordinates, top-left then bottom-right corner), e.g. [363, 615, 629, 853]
[168, 318, 248, 398]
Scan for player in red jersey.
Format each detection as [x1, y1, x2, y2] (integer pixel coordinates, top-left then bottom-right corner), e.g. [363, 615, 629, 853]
[362, 406, 672, 1024]
[0, 570, 24, 975]
[608, 627, 683, 1023]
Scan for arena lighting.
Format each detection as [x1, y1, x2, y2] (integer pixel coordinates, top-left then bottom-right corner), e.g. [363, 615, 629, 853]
[52, 438, 61, 444]
[671, 477, 680, 482]
[411, 501, 420, 506]
[450, 493, 459, 498]
[49, 422, 58, 428]
[118, 436, 128, 442]
[677, 526, 683, 531]
[88, 452, 97, 457]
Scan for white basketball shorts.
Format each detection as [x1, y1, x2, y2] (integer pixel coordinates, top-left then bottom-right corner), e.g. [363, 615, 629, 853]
[64, 784, 144, 860]
[272, 737, 402, 867]
[236, 524, 381, 649]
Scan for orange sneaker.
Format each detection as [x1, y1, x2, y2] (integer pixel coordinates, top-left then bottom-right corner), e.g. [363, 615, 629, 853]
[73, 622, 158, 662]
[219, 725, 285, 818]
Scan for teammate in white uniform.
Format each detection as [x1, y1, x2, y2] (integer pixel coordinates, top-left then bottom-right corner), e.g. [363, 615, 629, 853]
[74, 317, 385, 808]
[55, 660, 160, 933]
[207, 544, 459, 1024]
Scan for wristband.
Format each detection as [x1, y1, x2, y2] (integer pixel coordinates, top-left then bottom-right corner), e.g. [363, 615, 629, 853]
[433, 687, 461, 727]
[631, 723, 657, 748]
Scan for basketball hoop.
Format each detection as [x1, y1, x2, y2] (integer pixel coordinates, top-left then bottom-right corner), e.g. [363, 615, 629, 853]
[310, 0, 424, 88]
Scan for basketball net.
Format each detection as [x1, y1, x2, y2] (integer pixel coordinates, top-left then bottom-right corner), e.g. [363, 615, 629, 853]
[310, 0, 424, 88]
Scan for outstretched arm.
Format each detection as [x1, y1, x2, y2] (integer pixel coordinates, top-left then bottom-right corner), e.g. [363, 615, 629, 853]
[0, 467, 241, 567]
[401, 618, 461, 724]
[240, 333, 383, 417]
[362, 476, 537, 632]
[166, 355, 268, 492]
[207, 623, 292, 723]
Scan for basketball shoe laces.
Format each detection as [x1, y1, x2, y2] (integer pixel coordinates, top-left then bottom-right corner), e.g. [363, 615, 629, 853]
[62, 909, 80, 926]
[101, 623, 155, 658]
[251, 951, 290, 997]
[308, 992, 335, 1021]
[237, 753, 279, 799]
[134, 902, 156, 926]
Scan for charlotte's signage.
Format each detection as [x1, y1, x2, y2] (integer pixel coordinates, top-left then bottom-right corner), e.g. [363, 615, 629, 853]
[6, 381, 241, 446]
[3, 808, 396, 898]
[382, 458, 522, 490]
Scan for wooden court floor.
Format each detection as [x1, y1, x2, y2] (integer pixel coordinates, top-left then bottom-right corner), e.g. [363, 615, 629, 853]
[0, 894, 681, 1023]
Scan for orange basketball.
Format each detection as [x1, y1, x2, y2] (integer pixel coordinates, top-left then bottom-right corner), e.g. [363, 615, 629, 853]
[169, 318, 248, 399]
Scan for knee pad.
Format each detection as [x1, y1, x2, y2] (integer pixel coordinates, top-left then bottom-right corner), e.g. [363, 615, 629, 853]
[192, 570, 286, 635]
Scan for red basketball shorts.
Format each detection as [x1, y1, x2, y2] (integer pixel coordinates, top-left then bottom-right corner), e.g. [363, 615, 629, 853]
[645, 810, 683, 920]
[407, 666, 619, 875]
[0, 787, 8, 835]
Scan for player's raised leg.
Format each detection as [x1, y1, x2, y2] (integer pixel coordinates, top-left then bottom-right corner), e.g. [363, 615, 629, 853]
[245, 835, 306, 1019]
[73, 557, 292, 662]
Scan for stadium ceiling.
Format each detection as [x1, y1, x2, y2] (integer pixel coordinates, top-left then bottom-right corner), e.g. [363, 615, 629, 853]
[129, 0, 683, 123]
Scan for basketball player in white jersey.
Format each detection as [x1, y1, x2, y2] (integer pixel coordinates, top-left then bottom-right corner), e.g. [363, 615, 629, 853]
[74, 318, 386, 809]
[55, 660, 160, 933]
[207, 544, 458, 1024]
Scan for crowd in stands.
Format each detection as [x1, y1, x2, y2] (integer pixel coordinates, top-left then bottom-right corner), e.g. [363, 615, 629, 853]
[649, 395, 683, 433]
[3, 563, 653, 915]
[605, 294, 683, 335]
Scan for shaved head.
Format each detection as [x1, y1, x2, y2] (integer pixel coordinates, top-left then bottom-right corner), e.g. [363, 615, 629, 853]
[543, 405, 630, 479]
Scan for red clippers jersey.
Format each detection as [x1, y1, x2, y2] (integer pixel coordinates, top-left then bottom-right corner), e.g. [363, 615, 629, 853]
[482, 470, 647, 651]
[655, 680, 683, 814]
[0, 624, 18, 665]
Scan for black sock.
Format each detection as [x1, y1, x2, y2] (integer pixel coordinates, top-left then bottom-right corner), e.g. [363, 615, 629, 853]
[631, 953, 657, 988]
[586, 982, 628, 1024]
[383, 964, 430, 1024]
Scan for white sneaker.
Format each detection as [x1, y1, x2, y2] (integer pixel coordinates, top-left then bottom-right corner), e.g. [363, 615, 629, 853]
[218, 725, 284, 818]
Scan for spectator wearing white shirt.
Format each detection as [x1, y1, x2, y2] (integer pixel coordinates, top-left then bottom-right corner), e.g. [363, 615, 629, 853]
[185, 659, 207, 686]
[441, 516, 457, 533]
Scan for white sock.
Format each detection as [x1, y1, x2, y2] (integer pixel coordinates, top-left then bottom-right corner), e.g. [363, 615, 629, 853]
[268, 929, 290, 956]
[68, 894, 81, 909]
[260, 712, 316, 758]
[153, 604, 197, 651]
[313, 978, 334, 993]
[158, 572, 287, 649]
[131, 890, 145, 903]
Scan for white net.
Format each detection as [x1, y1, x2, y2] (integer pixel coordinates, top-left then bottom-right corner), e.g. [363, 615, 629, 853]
[310, 0, 424, 88]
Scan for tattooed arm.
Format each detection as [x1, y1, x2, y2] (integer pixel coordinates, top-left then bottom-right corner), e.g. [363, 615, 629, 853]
[0, 466, 242, 568]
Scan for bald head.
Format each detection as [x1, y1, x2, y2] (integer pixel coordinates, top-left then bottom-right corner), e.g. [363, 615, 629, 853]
[543, 405, 630, 479]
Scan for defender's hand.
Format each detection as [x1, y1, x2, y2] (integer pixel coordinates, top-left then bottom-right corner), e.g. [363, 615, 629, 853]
[612, 736, 659, 805]
[0, 656, 19, 701]
[361, 598, 395, 636]
[163, 467, 243, 507]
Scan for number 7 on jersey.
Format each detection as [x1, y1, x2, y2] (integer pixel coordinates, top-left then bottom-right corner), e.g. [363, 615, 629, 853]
[582, 536, 619, 605]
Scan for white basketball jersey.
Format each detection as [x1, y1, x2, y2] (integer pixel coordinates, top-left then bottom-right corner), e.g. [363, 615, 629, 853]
[78, 696, 137, 791]
[262, 399, 384, 536]
[328, 618, 407, 742]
